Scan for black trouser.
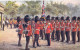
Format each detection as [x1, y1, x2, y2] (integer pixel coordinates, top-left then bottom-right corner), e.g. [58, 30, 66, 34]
[40, 30, 43, 39]
[33, 34, 39, 47]
[66, 31, 70, 43]
[3, 24, 4, 31]
[10, 24, 12, 28]
[26, 36, 30, 49]
[61, 31, 65, 42]
[46, 33, 50, 46]
[56, 30, 60, 41]
[77, 31, 80, 42]
[72, 32, 76, 44]
[51, 30, 55, 40]
[7, 23, 8, 28]
[18, 34, 22, 45]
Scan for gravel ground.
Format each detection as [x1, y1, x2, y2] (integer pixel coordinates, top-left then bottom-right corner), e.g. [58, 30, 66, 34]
[0, 26, 80, 50]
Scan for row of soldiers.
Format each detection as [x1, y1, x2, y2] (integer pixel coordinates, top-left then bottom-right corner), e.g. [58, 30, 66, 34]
[17, 15, 80, 50]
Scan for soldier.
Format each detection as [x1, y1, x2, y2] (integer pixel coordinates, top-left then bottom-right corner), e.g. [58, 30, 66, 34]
[72, 16, 78, 44]
[55, 17, 60, 41]
[60, 16, 65, 42]
[24, 15, 32, 50]
[17, 17, 23, 46]
[77, 17, 80, 42]
[45, 15, 53, 46]
[65, 16, 71, 43]
[51, 17, 55, 40]
[40, 17, 44, 40]
[10, 19, 13, 28]
[33, 16, 41, 48]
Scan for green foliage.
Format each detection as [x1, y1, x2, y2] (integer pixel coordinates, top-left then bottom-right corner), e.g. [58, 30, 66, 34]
[4, 1, 19, 17]
[45, 2, 69, 16]
[25, 1, 41, 16]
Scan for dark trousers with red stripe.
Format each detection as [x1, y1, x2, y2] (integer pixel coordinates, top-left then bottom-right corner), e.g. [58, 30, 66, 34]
[66, 31, 70, 43]
[77, 31, 80, 42]
[26, 36, 30, 49]
[33, 34, 39, 47]
[56, 30, 60, 41]
[51, 30, 55, 40]
[40, 30, 43, 39]
[61, 31, 65, 42]
[72, 32, 76, 44]
[46, 33, 50, 46]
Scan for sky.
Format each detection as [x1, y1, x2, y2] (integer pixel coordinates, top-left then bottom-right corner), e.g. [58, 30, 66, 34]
[0, 0, 80, 6]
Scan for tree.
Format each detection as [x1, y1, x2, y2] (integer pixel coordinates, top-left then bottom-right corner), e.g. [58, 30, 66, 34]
[45, 2, 69, 16]
[4, 1, 19, 17]
[25, 1, 41, 17]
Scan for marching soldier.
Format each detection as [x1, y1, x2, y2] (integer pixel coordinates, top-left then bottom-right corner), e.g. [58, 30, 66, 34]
[60, 16, 65, 42]
[40, 17, 44, 40]
[24, 15, 32, 50]
[33, 16, 41, 48]
[17, 17, 23, 46]
[77, 17, 80, 42]
[55, 17, 60, 41]
[72, 16, 78, 44]
[65, 16, 71, 43]
[45, 15, 53, 46]
[51, 17, 55, 40]
[10, 19, 13, 28]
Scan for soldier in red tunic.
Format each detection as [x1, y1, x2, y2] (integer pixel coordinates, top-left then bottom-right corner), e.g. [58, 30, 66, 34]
[33, 16, 41, 48]
[60, 16, 65, 42]
[55, 17, 60, 41]
[51, 17, 55, 40]
[40, 17, 44, 40]
[24, 15, 32, 50]
[65, 16, 71, 43]
[72, 16, 78, 44]
[77, 17, 80, 42]
[45, 15, 53, 46]
[17, 17, 23, 46]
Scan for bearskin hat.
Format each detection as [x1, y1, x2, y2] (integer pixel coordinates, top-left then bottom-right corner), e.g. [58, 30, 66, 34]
[46, 15, 50, 21]
[61, 16, 64, 20]
[77, 17, 80, 21]
[35, 16, 39, 23]
[24, 15, 30, 23]
[66, 16, 70, 20]
[72, 16, 76, 21]
[40, 17, 45, 21]
[51, 17, 55, 20]
[56, 17, 59, 20]
[17, 16, 21, 23]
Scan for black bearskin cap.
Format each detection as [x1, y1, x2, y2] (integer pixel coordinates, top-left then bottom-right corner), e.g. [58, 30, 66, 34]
[35, 16, 39, 23]
[24, 15, 29, 23]
[66, 16, 70, 20]
[72, 16, 76, 21]
[77, 17, 80, 21]
[56, 17, 59, 20]
[51, 17, 55, 20]
[46, 15, 50, 21]
[17, 16, 21, 23]
[61, 16, 64, 20]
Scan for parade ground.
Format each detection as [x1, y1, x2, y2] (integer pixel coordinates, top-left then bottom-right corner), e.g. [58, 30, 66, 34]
[0, 26, 80, 50]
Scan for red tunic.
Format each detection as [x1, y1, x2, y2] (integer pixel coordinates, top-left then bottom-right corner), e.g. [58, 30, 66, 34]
[35, 23, 41, 35]
[56, 22, 60, 31]
[61, 22, 65, 31]
[18, 24, 23, 34]
[78, 23, 80, 31]
[65, 22, 71, 31]
[72, 22, 78, 32]
[25, 25, 32, 36]
[45, 23, 53, 34]
[40, 22, 44, 30]
[51, 22, 55, 30]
